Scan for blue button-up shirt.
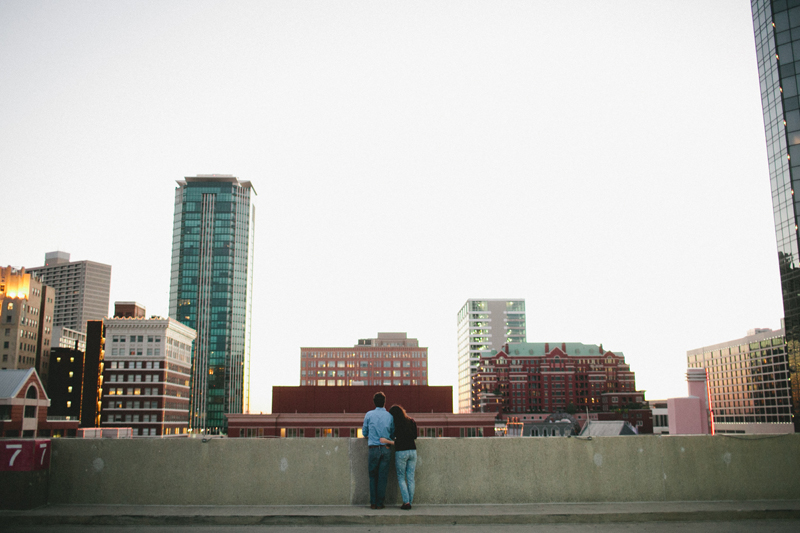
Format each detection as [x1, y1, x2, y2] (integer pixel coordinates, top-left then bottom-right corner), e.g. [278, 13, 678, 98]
[362, 407, 394, 446]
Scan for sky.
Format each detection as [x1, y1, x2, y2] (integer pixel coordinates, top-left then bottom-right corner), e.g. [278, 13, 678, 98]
[0, 1, 783, 414]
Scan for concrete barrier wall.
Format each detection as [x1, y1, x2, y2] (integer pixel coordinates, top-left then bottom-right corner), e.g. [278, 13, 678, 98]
[47, 434, 800, 505]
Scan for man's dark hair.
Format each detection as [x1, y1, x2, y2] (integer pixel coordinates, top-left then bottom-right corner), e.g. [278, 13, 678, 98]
[373, 391, 386, 408]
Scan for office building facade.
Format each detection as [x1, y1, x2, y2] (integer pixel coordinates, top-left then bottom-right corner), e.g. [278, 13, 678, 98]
[52, 326, 86, 352]
[687, 328, 793, 434]
[751, 0, 800, 430]
[168, 175, 256, 433]
[101, 314, 196, 436]
[28, 251, 111, 334]
[456, 299, 526, 413]
[0, 266, 55, 384]
[300, 332, 428, 386]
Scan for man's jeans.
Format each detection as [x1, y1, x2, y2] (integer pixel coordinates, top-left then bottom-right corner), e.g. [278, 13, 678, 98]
[368, 445, 391, 506]
[394, 449, 417, 504]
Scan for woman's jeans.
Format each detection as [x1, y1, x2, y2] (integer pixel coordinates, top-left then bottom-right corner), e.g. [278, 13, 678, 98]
[394, 449, 417, 504]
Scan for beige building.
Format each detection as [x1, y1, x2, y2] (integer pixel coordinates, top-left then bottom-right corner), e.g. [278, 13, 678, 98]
[28, 251, 111, 334]
[0, 266, 55, 384]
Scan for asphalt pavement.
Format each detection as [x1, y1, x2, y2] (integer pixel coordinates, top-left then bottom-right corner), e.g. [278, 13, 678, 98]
[2, 500, 799, 530]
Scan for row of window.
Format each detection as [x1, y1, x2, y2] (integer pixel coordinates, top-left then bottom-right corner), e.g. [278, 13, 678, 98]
[107, 414, 161, 423]
[108, 361, 163, 369]
[107, 374, 161, 383]
[302, 351, 426, 359]
[303, 370, 425, 378]
[301, 379, 427, 386]
[108, 400, 160, 409]
[111, 348, 163, 356]
[107, 387, 168, 396]
[241, 426, 471, 438]
[302, 360, 425, 369]
[111, 335, 163, 343]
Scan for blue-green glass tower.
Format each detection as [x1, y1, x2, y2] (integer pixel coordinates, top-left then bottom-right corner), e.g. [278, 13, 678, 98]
[169, 175, 256, 434]
[751, 0, 800, 432]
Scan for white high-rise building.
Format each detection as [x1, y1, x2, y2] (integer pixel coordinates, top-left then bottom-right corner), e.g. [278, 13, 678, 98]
[28, 251, 111, 334]
[456, 299, 526, 413]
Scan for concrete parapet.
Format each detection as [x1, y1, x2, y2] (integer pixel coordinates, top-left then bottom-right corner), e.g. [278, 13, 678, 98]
[46, 434, 800, 506]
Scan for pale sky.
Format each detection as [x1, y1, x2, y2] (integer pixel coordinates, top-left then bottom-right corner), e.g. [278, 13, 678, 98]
[0, 1, 783, 414]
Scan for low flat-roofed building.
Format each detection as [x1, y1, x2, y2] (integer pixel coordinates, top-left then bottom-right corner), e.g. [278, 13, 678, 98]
[227, 385, 496, 438]
[273, 385, 452, 413]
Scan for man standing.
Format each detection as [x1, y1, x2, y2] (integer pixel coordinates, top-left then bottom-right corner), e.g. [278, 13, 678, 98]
[362, 391, 394, 509]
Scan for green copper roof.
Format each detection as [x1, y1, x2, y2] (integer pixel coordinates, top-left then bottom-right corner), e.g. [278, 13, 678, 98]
[503, 342, 622, 358]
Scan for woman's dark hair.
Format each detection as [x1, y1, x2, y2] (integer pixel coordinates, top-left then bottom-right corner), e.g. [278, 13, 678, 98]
[389, 404, 408, 422]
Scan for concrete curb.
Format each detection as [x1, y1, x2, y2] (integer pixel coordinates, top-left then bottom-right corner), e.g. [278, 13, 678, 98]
[3, 501, 800, 527]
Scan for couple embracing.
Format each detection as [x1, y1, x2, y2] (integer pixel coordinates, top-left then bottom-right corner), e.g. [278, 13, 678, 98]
[362, 391, 417, 510]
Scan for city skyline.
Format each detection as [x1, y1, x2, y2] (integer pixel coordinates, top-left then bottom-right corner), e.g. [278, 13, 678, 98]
[1, 1, 783, 414]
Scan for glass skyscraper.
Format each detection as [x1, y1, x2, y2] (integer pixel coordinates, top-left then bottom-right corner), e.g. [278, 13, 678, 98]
[169, 175, 256, 434]
[751, 0, 800, 431]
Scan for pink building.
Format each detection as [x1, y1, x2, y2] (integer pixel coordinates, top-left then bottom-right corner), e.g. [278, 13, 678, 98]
[667, 369, 712, 435]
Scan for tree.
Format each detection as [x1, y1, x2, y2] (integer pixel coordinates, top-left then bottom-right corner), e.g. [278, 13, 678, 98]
[566, 403, 577, 415]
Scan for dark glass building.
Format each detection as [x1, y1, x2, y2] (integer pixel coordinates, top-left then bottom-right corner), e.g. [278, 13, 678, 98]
[168, 175, 256, 434]
[751, 0, 800, 431]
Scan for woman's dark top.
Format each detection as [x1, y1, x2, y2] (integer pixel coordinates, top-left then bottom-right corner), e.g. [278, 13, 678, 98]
[394, 417, 417, 452]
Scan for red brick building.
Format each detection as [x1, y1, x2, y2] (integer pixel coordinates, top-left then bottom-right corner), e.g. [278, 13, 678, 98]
[301, 333, 428, 386]
[227, 385, 496, 438]
[0, 368, 79, 438]
[473, 342, 641, 414]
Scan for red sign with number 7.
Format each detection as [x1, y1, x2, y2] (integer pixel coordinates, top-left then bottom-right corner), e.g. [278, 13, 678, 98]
[0, 440, 50, 471]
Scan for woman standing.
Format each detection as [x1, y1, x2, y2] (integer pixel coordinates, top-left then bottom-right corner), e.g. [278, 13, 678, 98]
[380, 404, 417, 510]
